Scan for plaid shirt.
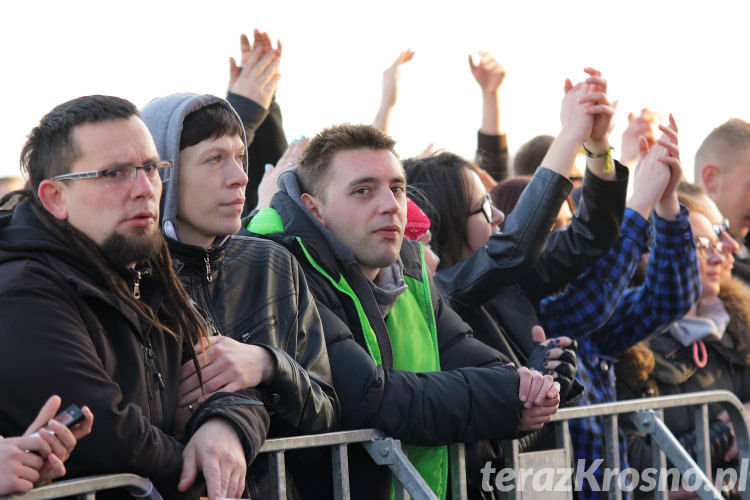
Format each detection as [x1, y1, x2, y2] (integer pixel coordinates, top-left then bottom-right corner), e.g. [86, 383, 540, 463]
[538, 208, 653, 337]
[540, 206, 700, 499]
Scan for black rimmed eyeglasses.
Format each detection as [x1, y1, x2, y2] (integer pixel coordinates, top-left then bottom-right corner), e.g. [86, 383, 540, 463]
[52, 161, 172, 184]
[468, 193, 494, 223]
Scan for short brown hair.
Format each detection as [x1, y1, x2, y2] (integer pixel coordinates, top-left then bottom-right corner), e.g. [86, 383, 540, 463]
[298, 124, 397, 199]
[694, 118, 750, 181]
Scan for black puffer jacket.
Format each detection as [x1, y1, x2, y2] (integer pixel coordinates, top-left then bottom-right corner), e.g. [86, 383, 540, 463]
[0, 199, 270, 498]
[167, 235, 339, 437]
[246, 172, 526, 500]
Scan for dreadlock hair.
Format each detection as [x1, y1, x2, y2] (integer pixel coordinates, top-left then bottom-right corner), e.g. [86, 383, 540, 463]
[19, 95, 207, 351]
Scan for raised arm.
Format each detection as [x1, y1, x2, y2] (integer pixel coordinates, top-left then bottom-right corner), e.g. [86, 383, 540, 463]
[436, 69, 617, 304]
[225, 29, 289, 214]
[536, 124, 678, 338]
[373, 50, 414, 133]
[589, 118, 701, 355]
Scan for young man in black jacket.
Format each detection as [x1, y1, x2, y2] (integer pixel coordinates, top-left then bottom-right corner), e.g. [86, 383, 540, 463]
[0, 95, 269, 499]
[140, 94, 339, 494]
[247, 123, 560, 499]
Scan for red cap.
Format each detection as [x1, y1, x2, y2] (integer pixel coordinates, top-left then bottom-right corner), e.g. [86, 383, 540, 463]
[405, 198, 431, 241]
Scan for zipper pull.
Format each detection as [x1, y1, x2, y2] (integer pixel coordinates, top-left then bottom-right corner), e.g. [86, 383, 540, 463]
[133, 270, 142, 299]
[204, 255, 213, 283]
[142, 344, 153, 400]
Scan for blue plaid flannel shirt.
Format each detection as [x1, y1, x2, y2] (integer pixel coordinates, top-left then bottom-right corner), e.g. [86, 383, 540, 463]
[538, 206, 700, 499]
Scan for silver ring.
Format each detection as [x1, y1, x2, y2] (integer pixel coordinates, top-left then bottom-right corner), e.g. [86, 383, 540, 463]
[187, 403, 195, 413]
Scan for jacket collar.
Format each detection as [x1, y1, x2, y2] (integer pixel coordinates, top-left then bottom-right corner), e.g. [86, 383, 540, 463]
[167, 236, 227, 284]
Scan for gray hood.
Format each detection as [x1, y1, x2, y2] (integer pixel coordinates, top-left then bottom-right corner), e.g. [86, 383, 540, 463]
[140, 93, 248, 242]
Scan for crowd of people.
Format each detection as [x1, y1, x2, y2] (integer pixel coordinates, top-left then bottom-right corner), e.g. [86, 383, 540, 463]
[0, 27, 749, 500]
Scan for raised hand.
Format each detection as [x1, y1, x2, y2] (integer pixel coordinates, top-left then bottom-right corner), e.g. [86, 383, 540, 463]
[469, 51, 506, 95]
[382, 50, 414, 110]
[560, 79, 594, 145]
[580, 68, 615, 147]
[228, 29, 282, 110]
[620, 108, 662, 167]
[652, 114, 682, 219]
[374, 50, 414, 132]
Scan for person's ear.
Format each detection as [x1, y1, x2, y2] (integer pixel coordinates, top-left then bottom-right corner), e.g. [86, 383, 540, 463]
[701, 164, 721, 195]
[301, 192, 325, 226]
[38, 179, 69, 220]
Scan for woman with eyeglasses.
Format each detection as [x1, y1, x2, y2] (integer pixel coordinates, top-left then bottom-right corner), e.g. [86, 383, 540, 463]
[617, 185, 750, 492]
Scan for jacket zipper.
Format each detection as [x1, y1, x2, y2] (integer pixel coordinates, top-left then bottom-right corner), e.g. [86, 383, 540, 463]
[133, 270, 142, 299]
[142, 337, 165, 400]
[204, 254, 213, 283]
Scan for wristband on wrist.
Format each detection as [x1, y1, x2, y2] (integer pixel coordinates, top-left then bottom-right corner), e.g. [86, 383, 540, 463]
[582, 144, 615, 174]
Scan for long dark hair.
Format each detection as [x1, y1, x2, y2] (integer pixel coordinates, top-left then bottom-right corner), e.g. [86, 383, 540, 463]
[404, 152, 475, 268]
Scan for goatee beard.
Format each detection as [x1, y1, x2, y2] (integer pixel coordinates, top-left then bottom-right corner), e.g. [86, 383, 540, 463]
[100, 228, 163, 268]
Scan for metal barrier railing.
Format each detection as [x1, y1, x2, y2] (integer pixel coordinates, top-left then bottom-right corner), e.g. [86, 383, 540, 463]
[503, 390, 750, 500]
[16, 473, 159, 500]
[257, 428, 441, 500]
[14, 390, 748, 500]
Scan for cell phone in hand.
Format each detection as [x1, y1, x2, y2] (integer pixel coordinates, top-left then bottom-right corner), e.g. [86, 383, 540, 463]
[29, 404, 85, 438]
[53, 404, 85, 428]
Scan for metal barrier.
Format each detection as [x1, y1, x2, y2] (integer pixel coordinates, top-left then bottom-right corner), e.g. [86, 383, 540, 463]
[14, 390, 748, 500]
[257, 428, 442, 500]
[16, 473, 159, 500]
[500, 390, 749, 500]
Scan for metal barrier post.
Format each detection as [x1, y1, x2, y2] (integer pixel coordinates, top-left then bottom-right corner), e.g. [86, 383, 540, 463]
[603, 414, 622, 500]
[332, 443, 351, 500]
[694, 404, 712, 479]
[631, 410, 722, 500]
[268, 451, 287, 498]
[363, 438, 437, 500]
[502, 437, 521, 498]
[650, 409, 668, 500]
[449, 443, 468, 500]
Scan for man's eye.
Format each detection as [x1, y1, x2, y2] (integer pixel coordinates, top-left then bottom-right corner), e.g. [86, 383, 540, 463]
[354, 188, 370, 196]
[141, 163, 156, 174]
[101, 168, 123, 179]
[209, 155, 223, 164]
[391, 186, 405, 195]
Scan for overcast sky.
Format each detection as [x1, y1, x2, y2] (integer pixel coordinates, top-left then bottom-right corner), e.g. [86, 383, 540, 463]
[2, 0, 748, 181]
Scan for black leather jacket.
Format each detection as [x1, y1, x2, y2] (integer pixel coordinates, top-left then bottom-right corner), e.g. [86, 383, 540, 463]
[167, 234, 339, 437]
[438, 164, 628, 359]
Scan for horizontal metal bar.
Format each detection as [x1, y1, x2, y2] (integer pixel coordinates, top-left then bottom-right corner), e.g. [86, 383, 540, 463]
[260, 428, 386, 452]
[18, 474, 155, 500]
[550, 390, 743, 421]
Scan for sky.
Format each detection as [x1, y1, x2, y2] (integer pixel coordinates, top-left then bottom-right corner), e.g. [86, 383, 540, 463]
[2, 0, 749, 182]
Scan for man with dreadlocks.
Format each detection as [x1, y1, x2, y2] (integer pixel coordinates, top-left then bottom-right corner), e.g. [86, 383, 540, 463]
[0, 95, 269, 500]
